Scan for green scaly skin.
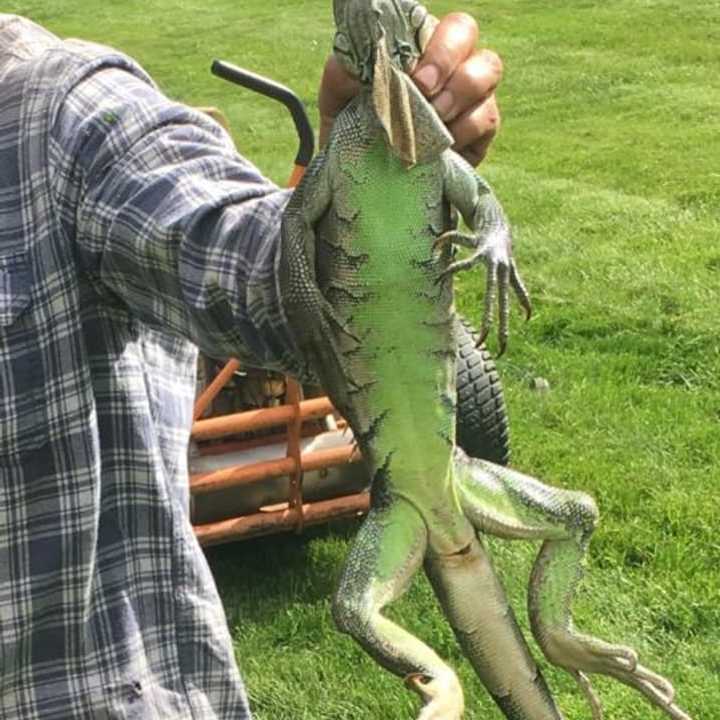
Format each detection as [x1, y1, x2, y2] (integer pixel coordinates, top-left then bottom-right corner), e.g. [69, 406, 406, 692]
[278, 2, 692, 719]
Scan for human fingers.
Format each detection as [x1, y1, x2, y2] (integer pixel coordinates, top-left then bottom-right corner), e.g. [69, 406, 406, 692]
[318, 54, 361, 147]
[412, 12, 479, 98]
[447, 93, 501, 166]
[430, 48, 503, 124]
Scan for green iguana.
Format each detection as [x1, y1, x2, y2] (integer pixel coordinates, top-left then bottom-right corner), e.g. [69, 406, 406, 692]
[278, 2, 692, 718]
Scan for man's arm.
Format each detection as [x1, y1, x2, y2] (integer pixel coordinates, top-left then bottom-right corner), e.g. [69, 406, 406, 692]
[52, 65, 295, 370]
[51, 10, 500, 370]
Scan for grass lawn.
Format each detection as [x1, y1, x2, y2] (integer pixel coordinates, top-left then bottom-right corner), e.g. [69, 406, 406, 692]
[6, 1, 718, 718]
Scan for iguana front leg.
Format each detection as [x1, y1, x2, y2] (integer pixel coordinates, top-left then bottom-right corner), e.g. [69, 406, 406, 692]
[333, 498, 465, 720]
[453, 449, 692, 720]
[439, 151, 532, 354]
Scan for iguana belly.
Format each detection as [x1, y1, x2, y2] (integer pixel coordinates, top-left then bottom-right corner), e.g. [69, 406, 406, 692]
[336, 140, 468, 545]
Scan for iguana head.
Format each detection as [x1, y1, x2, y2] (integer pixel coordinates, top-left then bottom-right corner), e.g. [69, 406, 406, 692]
[333, 0, 453, 166]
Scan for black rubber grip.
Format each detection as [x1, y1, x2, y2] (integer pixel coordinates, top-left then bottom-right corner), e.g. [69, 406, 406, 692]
[211, 59, 315, 168]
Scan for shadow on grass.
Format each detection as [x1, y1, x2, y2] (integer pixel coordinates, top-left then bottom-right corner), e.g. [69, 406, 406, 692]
[204, 518, 362, 625]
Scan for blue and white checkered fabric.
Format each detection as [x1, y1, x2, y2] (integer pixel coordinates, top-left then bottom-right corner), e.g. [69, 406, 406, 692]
[0, 14, 296, 718]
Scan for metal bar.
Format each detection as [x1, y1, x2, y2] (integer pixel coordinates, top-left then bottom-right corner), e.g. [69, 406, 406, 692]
[191, 396, 335, 441]
[211, 60, 315, 168]
[285, 379, 305, 530]
[194, 493, 370, 546]
[195, 420, 345, 457]
[287, 164, 306, 188]
[190, 443, 361, 496]
[193, 359, 242, 421]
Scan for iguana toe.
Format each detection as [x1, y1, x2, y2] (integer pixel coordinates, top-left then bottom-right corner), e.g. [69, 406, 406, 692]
[537, 625, 638, 677]
[407, 671, 464, 720]
[573, 671, 603, 720]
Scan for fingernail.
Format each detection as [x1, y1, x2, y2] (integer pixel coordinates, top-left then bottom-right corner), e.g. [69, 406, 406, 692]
[432, 90, 454, 120]
[414, 64, 439, 94]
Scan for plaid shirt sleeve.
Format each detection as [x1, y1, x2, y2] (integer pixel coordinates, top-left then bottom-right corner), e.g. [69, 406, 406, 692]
[53, 64, 297, 372]
[0, 13, 309, 719]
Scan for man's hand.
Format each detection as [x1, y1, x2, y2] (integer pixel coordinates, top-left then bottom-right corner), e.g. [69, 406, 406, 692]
[318, 12, 502, 166]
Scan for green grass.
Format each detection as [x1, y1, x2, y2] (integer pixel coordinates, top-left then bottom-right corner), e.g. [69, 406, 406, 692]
[7, 1, 719, 717]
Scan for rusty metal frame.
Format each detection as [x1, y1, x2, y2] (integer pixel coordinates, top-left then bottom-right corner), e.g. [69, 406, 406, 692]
[190, 371, 366, 545]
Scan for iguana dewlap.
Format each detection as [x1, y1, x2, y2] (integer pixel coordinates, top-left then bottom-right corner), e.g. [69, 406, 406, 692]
[278, 2, 692, 719]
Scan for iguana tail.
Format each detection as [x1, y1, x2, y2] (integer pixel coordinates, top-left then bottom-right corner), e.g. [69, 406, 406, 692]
[425, 536, 563, 720]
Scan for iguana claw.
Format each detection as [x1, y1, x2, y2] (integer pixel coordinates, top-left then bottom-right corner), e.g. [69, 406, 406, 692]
[432, 229, 476, 253]
[510, 258, 533, 321]
[573, 671, 603, 720]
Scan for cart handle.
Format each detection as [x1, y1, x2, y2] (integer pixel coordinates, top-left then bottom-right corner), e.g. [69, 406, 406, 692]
[211, 59, 315, 172]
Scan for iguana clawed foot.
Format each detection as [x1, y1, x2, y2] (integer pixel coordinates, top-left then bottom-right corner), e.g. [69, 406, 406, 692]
[536, 623, 690, 719]
[406, 672, 464, 720]
[433, 227, 532, 356]
[535, 625, 640, 678]
[331, 447, 692, 720]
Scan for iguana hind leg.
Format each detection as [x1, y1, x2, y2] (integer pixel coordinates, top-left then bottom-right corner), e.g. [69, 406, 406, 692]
[332, 498, 464, 720]
[453, 448, 692, 720]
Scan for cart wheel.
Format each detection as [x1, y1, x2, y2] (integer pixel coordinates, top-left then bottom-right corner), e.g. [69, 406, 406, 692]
[455, 315, 510, 466]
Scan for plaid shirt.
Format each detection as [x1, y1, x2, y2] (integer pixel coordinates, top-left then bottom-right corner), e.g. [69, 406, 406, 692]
[0, 15, 295, 719]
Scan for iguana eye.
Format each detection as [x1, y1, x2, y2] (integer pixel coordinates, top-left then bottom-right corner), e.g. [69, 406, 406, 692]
[410, 4, 428, 29]
[334, 31, 351, 55]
